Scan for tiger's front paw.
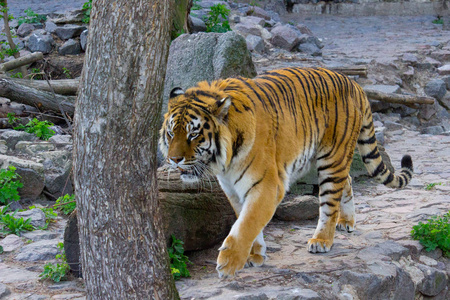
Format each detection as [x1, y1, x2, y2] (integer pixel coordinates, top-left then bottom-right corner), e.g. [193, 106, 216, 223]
[216, 236, 249, 278]
[247, 253, 266, 267]
[307, 238, 333, 253]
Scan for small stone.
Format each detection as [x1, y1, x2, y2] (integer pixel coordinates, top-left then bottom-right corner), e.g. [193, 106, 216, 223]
[0, 283, 11, 298]
[0, 267, 39, 283]
[266, 241, 282, 253]
[0, 234, 24, 252]
[240, 16, 266, 27]
[403, 66, 415, 76]
[0, 130, 37, 150]
[54, 24, 87, 40]
[17, 23, 35, 37]
[15, 141, 56, 155]
[443, 76, 450, 90]
[0, 140, 7, 154]
[421, 126, 444, 135]
[246, 34, 265, 53]
[45, 21, 58, 33]
[297, 42, 322, 56]
[384, 120, 404, 131]
[424, 79, 447, 101]
[278, 289, 321, 300]
[437, 64, 450, 75]
[402, 53, 418, 64]
[48, 281, 78, 290]
[27, 33, 54, 54]
[190, 16, 206, 33]
[417, 264, 447, 297]
[270, 25, 301, 51]
[234, 22, 262, 37]
[236, 293, 269, 300]
[15, 239, 62, 261]
[58, 39, 81, 56]
[13, 208, 46, 229]
[296, 24, 313, 35]
[246, 6, 271, 20]
[419, 255, 438, 267]
[22, 230, 61, 242]
[80, 29, 88, 51]
[49, 135, 73, 147]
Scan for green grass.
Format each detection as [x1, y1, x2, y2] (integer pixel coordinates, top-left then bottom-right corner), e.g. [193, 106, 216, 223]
[411, 211, 450, 257]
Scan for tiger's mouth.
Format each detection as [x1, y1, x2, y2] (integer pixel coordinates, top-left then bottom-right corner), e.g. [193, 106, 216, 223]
[180, 168, 201, 183]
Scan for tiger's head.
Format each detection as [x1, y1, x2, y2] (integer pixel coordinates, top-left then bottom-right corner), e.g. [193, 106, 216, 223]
[159, 85, 232, 183]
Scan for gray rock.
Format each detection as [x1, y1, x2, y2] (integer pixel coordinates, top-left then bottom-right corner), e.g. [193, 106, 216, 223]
[15, 141, 55, 155]
[14, 208, 46, 229]
[0, 130, 37, 150]
[421, 126, 444, 135]
[240, 16, 266, 27]
[0, 283, 11, 299]
[419, 101, 438, 121]
[365, 84, 401, 94]
[0, 234, 24, 252]
[417, 265, 447, 297]
[236, 293, 269, 300]
[15, 239, 61, 261]
[39, 150, 73, 197]
[58, 39, 81, 55]
[297, 42, 322, 56]
[0, 155, 45, 201]
[80, 29, 88, 51]
[48, 135, 72, 148]
[402, 53, 418, 64]
[22, 230, 60, 242]
[0, 266, 39, 283]
[163, 31, 256, 114]
[437, 64, 450, 76]
[417, 57, 442, 70]
[17, 23, 35, 37]
[443, 76, 450, 90]
[278, 289, 321, 300]
[190, 16, 206, 33]
[275, 195, 319, 221]
[246, 34, 265, 53]
[384, 120, 404, 131]
[27, 32, 54, 54]
[296, 24, 313, 36]
[359, 241, 409, 261]
[234, 22, 262, 37]
[54, 24, 87, 40]
[246, 6, 271, 20]
[45, 21, 58, 33]
[270, 25, 300, 51]
[424, 79, 447, 101]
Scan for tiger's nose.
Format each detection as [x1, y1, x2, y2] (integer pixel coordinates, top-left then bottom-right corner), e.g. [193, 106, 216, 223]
[169, 156, 184, 164]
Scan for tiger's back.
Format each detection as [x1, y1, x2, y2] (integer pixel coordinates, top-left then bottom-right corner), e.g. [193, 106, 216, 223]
[159, 67, 413, 277]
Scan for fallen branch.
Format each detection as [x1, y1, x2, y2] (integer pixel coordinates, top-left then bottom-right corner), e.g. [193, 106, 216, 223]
[0, 52, 44, 73]
[0, 78, 75, 116]
[6, 77, 79, 95]
[364, 88, 435, 106]
[330, 65, 368, 78]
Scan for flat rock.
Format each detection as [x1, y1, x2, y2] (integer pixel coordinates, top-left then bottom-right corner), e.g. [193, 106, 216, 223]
[0, 130, 38, 150]
[13, 208, 46, 229]
[15, 141, 56, 155]
[54, 24, 87, 40]
[359, 241, 409, 261]
[437, 64, 450, 75]
[0, 264, 39, 283]
[246, 6, 271, 20]
[0, 283, 11, 299]
[58, 39, 81, 56]
[22, 230, 61, 242]
[0, 234, 23, 252]
[17, 23, 35, 37]
[15, 239, 61, 261]
[275, 195, 319, 221]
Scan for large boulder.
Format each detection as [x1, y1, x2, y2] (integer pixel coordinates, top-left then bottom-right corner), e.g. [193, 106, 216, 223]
[162, 31, 257, 114]
[27, 32, 54, 54]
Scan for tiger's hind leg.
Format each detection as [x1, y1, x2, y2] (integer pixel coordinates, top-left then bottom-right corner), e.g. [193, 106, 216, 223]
[336, 176, 355, 233]
[247, 231, 267, 267]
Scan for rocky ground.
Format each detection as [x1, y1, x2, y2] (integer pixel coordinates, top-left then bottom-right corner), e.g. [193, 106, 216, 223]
[0, 1, 450, 300]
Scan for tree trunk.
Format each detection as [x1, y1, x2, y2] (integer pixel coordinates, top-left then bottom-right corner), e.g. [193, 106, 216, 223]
[73, 1, 178, 299]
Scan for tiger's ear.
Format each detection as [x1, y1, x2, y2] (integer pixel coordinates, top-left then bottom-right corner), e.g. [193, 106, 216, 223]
[168, 87, 184, 109]
[212, 97, 231, 121]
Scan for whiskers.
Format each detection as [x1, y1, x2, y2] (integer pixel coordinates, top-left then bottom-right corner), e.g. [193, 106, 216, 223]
[192, 161, 218, 192]
[158, 161, 218, 192]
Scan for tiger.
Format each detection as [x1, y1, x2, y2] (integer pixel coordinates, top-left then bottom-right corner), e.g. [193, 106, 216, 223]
[159, 67, 413, 278]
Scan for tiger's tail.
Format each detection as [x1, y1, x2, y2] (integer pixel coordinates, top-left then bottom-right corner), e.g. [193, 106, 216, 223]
[356, 95, 413, 189]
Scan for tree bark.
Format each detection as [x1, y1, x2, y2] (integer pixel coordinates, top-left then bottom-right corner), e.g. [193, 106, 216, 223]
[73, 1, 178, 299]
[0, 78, 75, 116]
[364, 88, 435, 106]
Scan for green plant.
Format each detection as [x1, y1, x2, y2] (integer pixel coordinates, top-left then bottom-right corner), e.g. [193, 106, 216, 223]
[7, 112, 19, 124]
[0, 211, 34, 236]
[55, 194, 76, 215]
[30, 68, 43, 80]
[11, 115, 55, 140]
[17, 9, 46, 26]
[82, 0, 92, 23]
[204, 4, 231, 33]
[425, 182, 442, 190]
[0, 166, 23, 205]
[0, 245, 3, 254]
[411, 211, 450, 257]
[40, 242, 70, 282]
[9, 72, 22, 78]
[168, 235, 191, 280]
[192, 0, 202, 10]
[432, 17, 443, 25]
[62, 67, 71, 79]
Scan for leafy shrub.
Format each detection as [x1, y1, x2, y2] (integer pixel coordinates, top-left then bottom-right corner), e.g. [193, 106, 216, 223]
[411, 211, 450, 257]
[0, 210, 34, 236]
[40, 242, 70, 282]
[17, 9, 46, 26]
[205, 4, 231, 33]
[0, 166, 23, 205]
[27, 205, 58, 229]
[168, 235, 191, 280]
[82, 0, 92, 24]
[55, 194, 76, 215]
[8, 113, 55, 140]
